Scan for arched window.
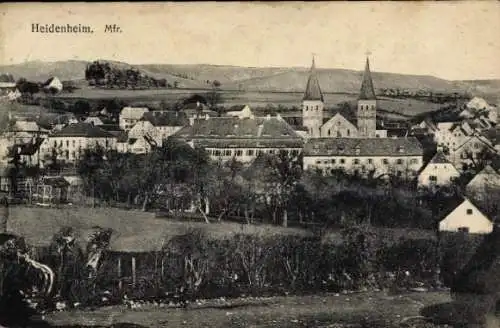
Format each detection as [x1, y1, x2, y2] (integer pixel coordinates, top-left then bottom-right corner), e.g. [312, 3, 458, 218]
[347, 129, 350, 136]
[328, 130, 331, 136]
[316, 105, 319, 110]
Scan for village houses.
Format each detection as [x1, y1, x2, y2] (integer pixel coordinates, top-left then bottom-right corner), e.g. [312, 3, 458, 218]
[128, 111, 188, 147]
[38, 123, 117, 165]
[448, 134, 496, 171]
[439, 198, 493, 234]
[417, 151, 460, 188]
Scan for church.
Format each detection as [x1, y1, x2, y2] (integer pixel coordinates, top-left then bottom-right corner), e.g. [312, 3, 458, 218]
[301, 57, 387, 139]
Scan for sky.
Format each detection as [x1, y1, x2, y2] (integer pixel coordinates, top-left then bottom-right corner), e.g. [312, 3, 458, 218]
[0, 2, 499, 80]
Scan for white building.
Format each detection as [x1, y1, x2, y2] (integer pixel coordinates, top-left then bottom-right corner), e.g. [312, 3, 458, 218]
[43, 77, 63, 92]
[119, 107, 149, 131]
[172, 114, 303, 163]
[128, 111, 188, 147]
[448, 135, 497, 171]
[417, 151, 460, 188]
[303, 137, 424, 179]
[39, 123, 116, 164]
[227, 105, 254, 119]
[439, 198, 493, 234]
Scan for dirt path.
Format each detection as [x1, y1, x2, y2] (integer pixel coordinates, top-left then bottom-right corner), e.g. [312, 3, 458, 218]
[42, 291, 453, 328]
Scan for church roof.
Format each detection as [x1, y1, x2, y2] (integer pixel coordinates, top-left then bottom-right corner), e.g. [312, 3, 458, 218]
[303, 57, 324, 102]
[358, 57, 377, 101]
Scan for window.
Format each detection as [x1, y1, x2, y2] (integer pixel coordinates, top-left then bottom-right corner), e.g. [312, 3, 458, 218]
[466, 209, 473, 215]
[316, 160, 321, 165]
[268, 149, 275, 154]
[382, 159, 389, 165]
[458, 227, 469, 233]
[235, 150, 243, 156]
[316, 106, 319, 110]
[246, 149, 254, 156]
[328, 130, 331, 136]
[291, 150, 299, 156]
[224, 150, 232, 156]
[354, 159, 360, 164]
[331, 159, 336, 164]
[214, 150, 221, 156]
[72, 140, 75, 147]
[396, 159, 404, 165]
[323, 160, 329, 164]
[429, 175, 437, 181]
[367, 159, 373, 164]
[337, 131, 342, 137]
[410, 158, 418, 164]
[340, 159, 345, 164]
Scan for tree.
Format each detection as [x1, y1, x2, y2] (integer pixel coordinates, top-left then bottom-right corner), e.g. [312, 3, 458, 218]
[72, 100, 91, 117]
[206, 81, 223, 115]
[246, 152, 302, 227]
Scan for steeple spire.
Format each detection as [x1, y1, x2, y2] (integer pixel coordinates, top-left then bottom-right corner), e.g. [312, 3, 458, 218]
[303, 55, 324, 102]
[358, 56, 376, 100]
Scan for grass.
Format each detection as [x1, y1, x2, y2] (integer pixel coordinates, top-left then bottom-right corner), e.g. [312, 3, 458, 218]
[48, 87, 443, 117]
[43, 291, 453, 327]
[7, 205, 309, 252]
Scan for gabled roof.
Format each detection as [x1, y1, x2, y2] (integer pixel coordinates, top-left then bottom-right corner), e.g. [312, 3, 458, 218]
[454, 134, 495, 151]
[358, 57, 377, 101]
[142, 111, 188, 127]
[302, 57, 324, 102]
[51, 123, 114, 138]
[172, 116, 303, 148]
[304, 137, 423, 157]
[428, 151, 451, 164]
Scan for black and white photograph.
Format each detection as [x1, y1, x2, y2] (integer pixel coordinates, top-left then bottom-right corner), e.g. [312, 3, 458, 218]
[0, 2, 499, 327]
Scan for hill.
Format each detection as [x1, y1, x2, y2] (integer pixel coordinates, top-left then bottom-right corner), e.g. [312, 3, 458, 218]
[2, 60, 499, 97]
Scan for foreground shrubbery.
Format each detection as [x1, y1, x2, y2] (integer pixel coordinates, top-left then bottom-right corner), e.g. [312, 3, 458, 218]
[17, 226, 485, 313]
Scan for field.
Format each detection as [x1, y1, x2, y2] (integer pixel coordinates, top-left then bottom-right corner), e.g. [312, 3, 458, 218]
[7, 205, 309, 252]
[43, 291, 453, 327]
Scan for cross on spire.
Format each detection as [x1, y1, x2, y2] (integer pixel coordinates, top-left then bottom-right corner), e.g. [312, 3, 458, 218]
[365, 50, 372, 57]
[311, 53, 317, 69]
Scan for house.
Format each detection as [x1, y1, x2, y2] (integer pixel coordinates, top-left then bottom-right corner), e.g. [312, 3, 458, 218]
[439, 198, 493, 234]
[466, 165, 500, 202]
[302, 137, 424, 179]
[301, 56, 387, 139]
[171, 114, 303, 163]
[117, 136, 154, 154]
[39, 123, 116, 164]
[434, 121, 467, 149]
[448, 135, 497, 171]
[417, 151, 460, 188]
[226, 105, 254, 119]
[9, 138, 45, 167]
[83, 116, 105, 126]
[43, 77, 63, 93]
[6, 119, 48, 144]
[119, 107, 149, 131]
[129, 111, 188, 147]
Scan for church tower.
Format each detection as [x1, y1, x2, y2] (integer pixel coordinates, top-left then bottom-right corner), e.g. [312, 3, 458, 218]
[357, 57, 377, 138]
[302, 57, 324, 138]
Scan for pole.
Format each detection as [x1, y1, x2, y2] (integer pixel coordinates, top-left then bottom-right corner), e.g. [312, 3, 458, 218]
[131, 256, 136, 287]
[117, 256, 122, 291]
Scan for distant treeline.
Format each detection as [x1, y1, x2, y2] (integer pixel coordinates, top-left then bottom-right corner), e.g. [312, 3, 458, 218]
[378, 88, 471, 104]
[85, 61, 168, 89]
